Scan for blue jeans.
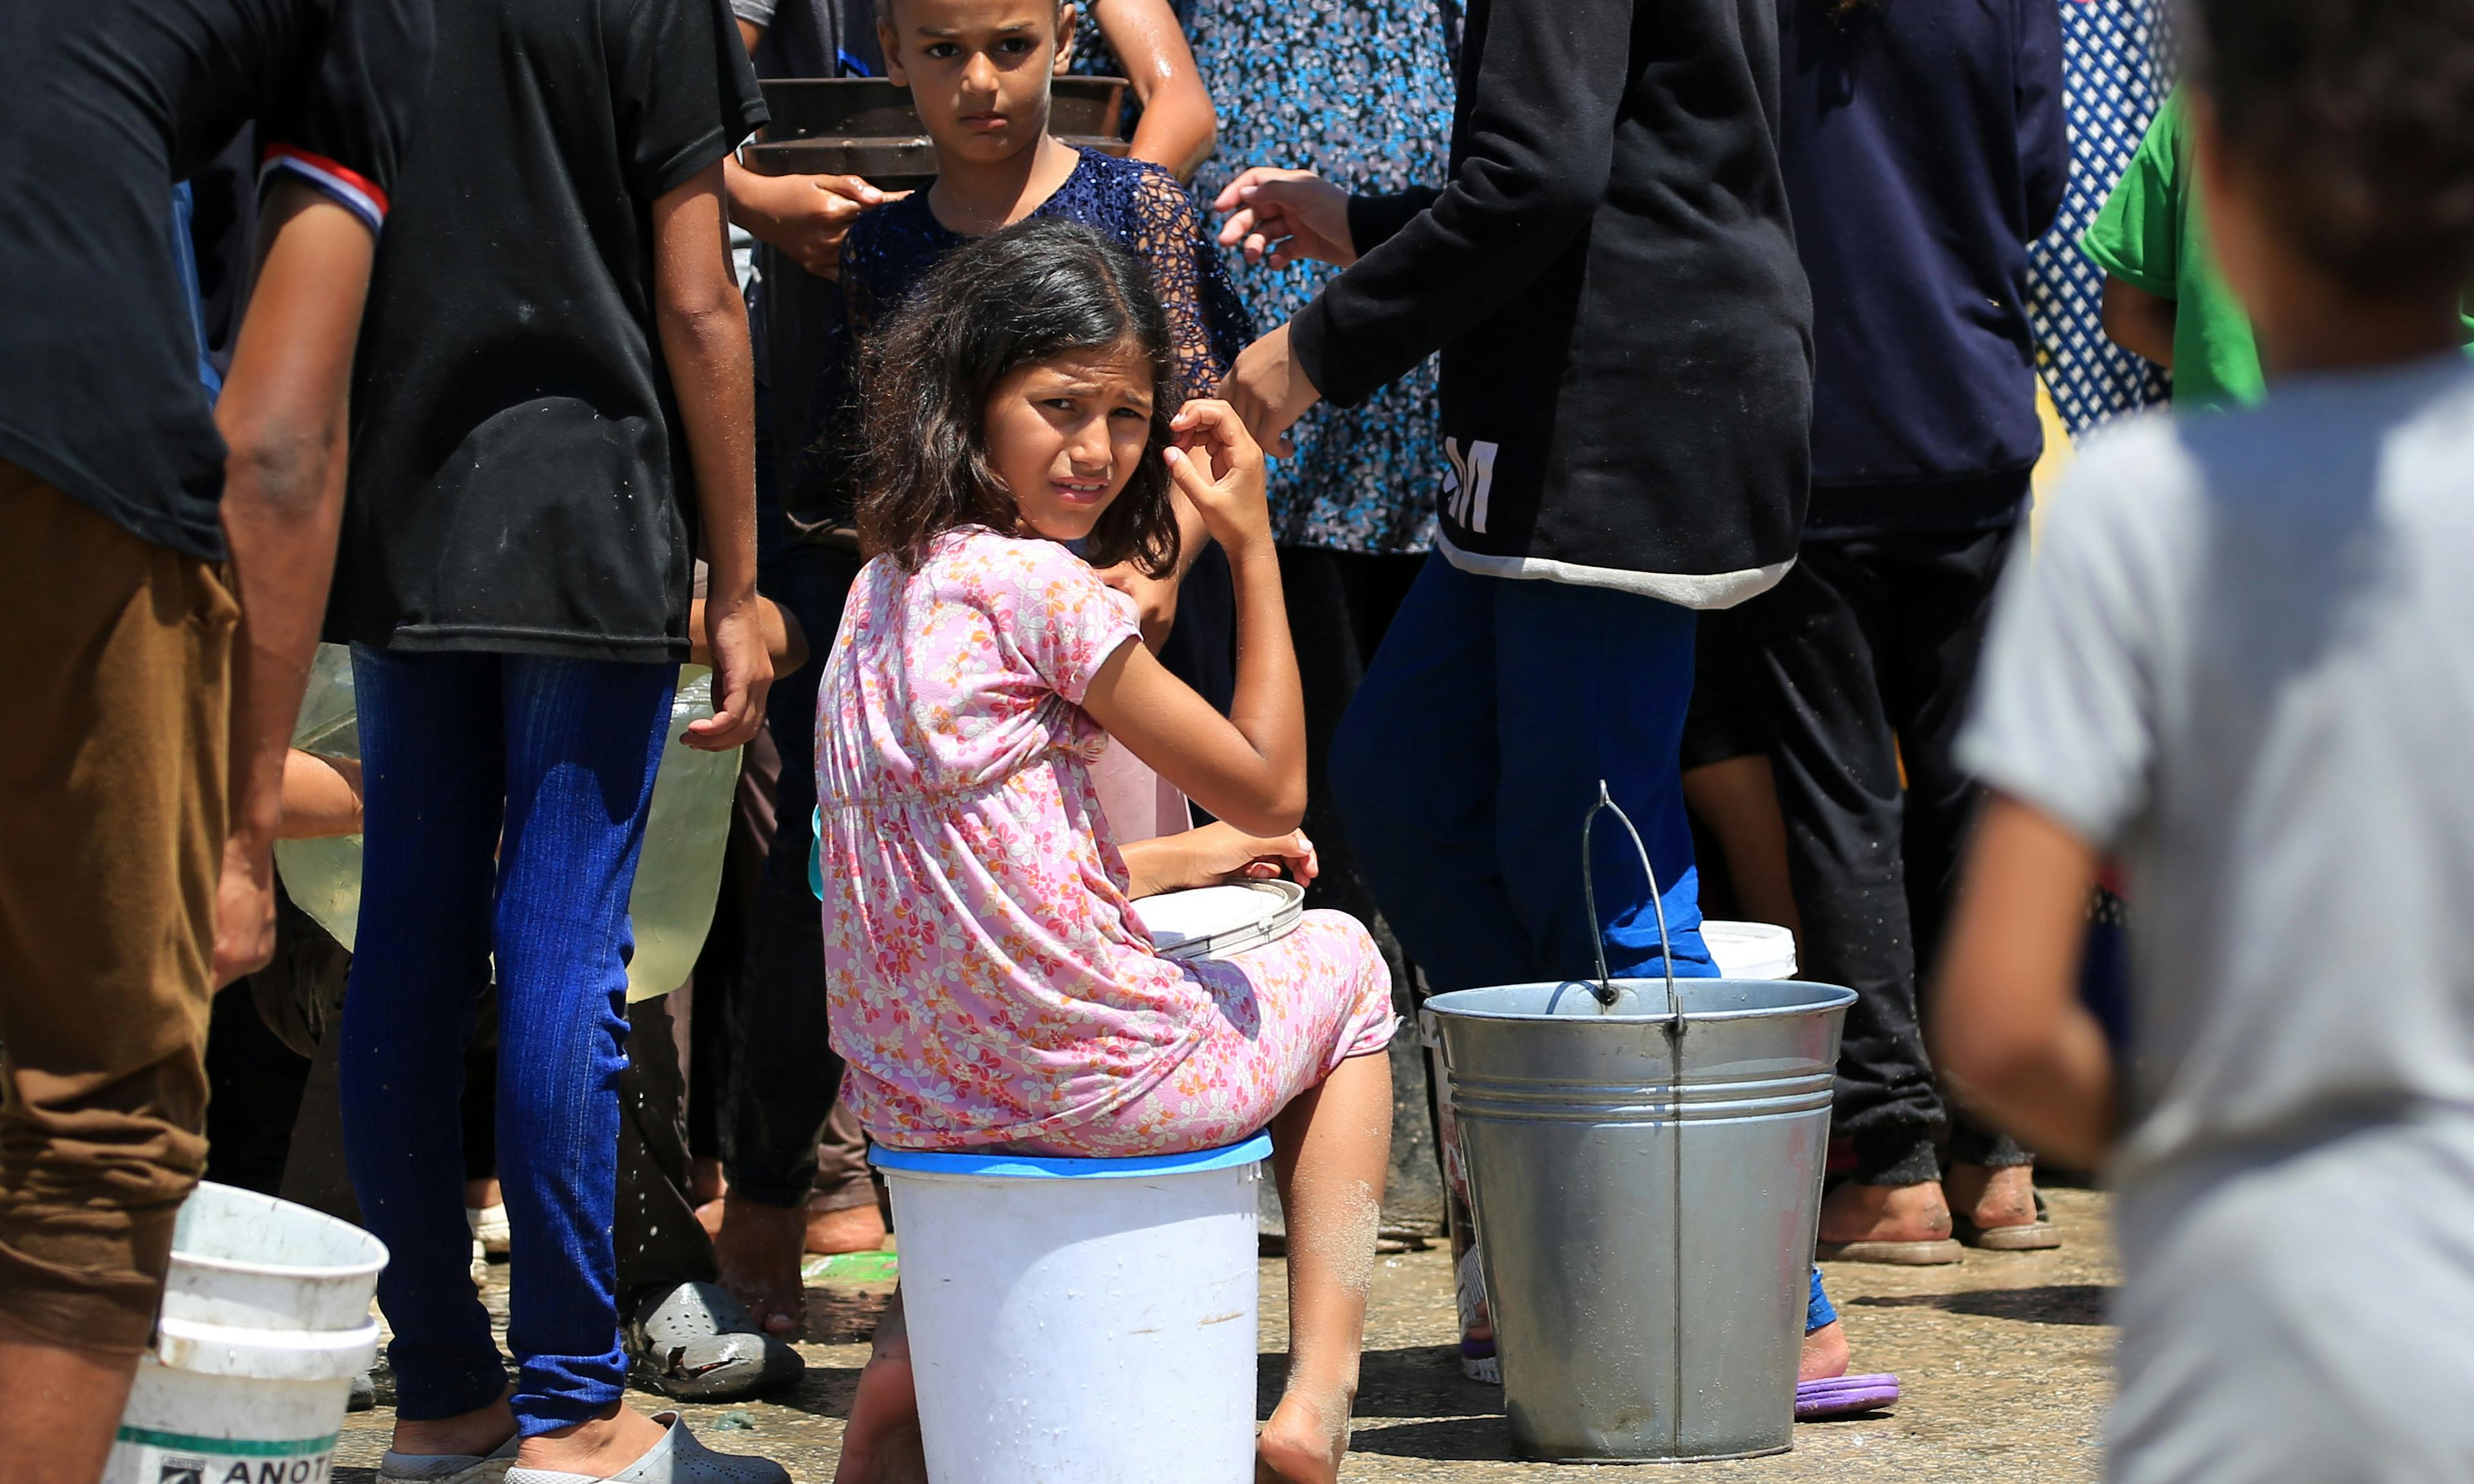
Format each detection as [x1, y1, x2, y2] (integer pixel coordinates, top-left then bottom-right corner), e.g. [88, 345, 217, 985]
[340, 649, 674, 1433]
[1330, 555, 1716, 993]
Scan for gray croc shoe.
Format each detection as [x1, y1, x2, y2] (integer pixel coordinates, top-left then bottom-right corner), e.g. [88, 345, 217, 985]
[379, 1432, 519, 1484]
[628, 1280, 804, 1401]
[502, 1412, 791, 1484]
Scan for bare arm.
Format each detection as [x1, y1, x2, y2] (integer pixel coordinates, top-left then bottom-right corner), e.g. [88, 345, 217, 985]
[2101, 275, 2178, 367]
[1119, 821, 1316, 898]
[688, 593, 809, 672]
[651, 160, 772, 749]
[1930, 794, 2118, 1169]
[211, 180, 378, 984]
[1071, 0, 1216, 180]
[1080, 401, 1305, 836]
[278, 752, 365, 839]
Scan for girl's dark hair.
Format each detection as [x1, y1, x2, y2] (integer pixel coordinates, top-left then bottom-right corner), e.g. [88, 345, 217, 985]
[856, 219, 1181, 577]
[2191, 0, 2474, 289]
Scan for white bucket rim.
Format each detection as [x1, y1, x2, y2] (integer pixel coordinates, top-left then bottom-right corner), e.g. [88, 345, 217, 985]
[171, 1183, 388, 1282]
[871, 1130, 1272, 1180]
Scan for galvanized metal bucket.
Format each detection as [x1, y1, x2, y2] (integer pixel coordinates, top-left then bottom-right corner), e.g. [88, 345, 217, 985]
[1422, 786, 1856, 1462]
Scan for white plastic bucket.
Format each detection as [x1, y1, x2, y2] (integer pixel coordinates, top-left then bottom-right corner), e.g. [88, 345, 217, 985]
[871, 1133, 1272, 1483]
[1701, 919, 1798, 981]
[105, 1183, 386, 1484]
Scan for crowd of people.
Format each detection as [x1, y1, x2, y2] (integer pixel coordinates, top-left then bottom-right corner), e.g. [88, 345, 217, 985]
[6, 0, 2474, 1483]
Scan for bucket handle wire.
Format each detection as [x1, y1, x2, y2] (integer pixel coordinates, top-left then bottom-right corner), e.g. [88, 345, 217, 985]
[1578, 781, 1683, 1026]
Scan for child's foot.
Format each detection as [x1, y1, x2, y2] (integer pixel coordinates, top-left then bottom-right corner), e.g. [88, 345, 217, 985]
[1798, 1318, 1850, 1382]
[713, 1194, 808, 1337]
[1255, 1389, 1350, 1484]
[805, 1199, 888, 1256]
[1944, 1162, 2062, 1250]
[1814, 1179, 1962, 1264]
[832, 1301, 924, 1484]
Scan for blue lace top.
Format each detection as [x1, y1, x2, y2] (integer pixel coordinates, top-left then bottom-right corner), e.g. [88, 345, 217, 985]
[841, 145, 1253, 405]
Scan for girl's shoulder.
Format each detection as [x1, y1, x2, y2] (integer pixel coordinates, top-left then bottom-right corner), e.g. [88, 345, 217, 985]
[919, 526, 1111, 609]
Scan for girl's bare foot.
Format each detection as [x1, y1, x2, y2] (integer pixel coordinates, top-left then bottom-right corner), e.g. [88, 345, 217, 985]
[714, 1194, 807, 1337]
[1256, 1388, 1350, 1484]
[832, 1297, 925, 1484]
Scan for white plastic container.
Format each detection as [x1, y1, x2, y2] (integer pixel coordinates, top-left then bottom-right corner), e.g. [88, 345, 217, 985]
[871, 1134, 1272, 1483]
[105, 1183, 386, 1484]
[1700, 919, 1798, 981]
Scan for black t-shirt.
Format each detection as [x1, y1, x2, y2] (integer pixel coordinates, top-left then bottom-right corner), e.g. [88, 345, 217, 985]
[329, 0, 767, 661]
[0, 0, 429, 560]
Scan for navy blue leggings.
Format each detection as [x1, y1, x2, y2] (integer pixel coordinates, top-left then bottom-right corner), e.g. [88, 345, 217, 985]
[339, 649, 673, 1434]
[1330, 554, 1716, 992]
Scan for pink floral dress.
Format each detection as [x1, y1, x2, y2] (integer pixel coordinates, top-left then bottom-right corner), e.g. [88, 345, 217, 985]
[816, 528, 1395, 1155]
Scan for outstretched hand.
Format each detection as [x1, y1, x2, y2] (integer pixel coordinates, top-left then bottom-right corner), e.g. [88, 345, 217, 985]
[1218, 322, 1323, 458]
[1213, 166, 1356, 269]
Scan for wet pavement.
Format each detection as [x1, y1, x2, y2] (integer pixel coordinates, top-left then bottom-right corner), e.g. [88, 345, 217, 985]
[334, 1186, 2114, 1481]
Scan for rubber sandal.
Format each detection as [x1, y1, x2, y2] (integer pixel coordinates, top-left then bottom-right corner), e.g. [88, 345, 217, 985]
[628, 1281, 805, 1401]
[1796, 1373, 1901, 1420]
[503, 1411, 789, 1484]
[379, 1432, 518, 1484]
[1953, 1190, 2062, 1250]
[1814, 1236, 1964, 1265]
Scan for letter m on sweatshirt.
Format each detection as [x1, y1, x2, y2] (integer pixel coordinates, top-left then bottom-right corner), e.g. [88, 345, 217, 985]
[1443, 437, 1499, 535]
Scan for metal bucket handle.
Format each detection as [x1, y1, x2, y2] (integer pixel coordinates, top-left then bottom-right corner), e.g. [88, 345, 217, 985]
[1578, 781, 1683, 1025]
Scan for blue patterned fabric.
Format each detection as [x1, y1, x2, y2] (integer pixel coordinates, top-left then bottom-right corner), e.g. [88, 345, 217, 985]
[1189, 0, 1457, 555]
[2028, 0, 2175, 435]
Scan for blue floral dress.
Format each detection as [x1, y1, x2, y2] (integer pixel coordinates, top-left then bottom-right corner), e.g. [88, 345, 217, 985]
[1188, 0, 1457, 555]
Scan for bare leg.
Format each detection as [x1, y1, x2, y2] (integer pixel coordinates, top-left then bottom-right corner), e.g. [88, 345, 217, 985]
[1680, 755, 1801, 936]
[1258, 1051, 1392, 1484]
[832, 1288, 926, 1484]
[713, 1194, 807, 1336]
[0, 1317, 141, 1484]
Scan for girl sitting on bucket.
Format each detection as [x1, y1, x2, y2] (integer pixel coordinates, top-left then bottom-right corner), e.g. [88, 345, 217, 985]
[816, 219, 1395, 1484]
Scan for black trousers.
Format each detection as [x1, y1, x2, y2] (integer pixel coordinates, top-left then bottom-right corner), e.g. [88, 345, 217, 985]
[1738, 522, 2031, 1184]
[729, 538, 862, 1206]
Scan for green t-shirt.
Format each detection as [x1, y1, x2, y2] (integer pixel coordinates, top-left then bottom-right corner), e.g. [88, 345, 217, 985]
[2080, 91, 2265, 411]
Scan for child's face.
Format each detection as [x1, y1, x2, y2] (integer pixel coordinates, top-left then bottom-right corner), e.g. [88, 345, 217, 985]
[983, 341, 1156, 546]
[879, 0, 1075, 169]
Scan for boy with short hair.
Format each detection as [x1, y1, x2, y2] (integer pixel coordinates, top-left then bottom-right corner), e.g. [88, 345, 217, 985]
[1937, 1, 2474, 1476]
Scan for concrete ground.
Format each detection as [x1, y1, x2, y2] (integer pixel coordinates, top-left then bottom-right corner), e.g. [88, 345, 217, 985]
[335, 1187, 2115, 1481]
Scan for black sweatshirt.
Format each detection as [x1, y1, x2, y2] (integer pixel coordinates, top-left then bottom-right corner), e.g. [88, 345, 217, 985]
[1776, 0, 2067, 537]
[1290, 0, 1812, 606]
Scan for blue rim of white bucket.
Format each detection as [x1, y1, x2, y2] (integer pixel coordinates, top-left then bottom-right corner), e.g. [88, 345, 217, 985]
[870, 1130, 1273, 1179]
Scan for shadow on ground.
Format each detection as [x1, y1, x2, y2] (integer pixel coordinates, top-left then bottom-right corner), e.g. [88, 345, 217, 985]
[1850, 1282, 2113, 1326]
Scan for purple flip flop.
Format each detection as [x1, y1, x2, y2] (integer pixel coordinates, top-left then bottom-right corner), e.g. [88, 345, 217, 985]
[1795, 1372, 1901, 1420]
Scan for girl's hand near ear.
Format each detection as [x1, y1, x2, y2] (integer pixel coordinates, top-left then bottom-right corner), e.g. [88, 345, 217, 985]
[1163, 398, 1271, 555]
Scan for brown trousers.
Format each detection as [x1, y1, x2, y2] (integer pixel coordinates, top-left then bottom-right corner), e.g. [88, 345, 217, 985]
[0, 462, 235, 1354]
